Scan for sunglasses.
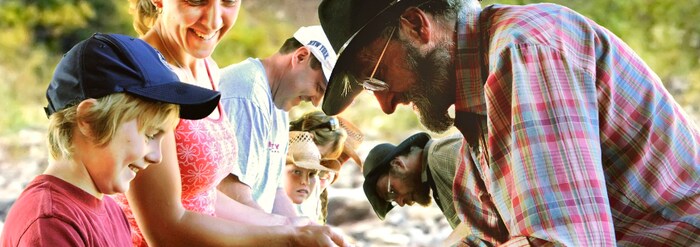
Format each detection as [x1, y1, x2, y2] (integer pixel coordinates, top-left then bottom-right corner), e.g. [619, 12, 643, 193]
[361, 27, 396, 92]
[386, 175, 397, 203]
[306, 116, 339, 131]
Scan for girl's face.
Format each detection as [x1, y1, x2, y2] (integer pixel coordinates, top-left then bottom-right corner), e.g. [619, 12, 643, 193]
[282, 163, 318, 204]
[159, 0, 241, 58]
[84, 119, 167, 195]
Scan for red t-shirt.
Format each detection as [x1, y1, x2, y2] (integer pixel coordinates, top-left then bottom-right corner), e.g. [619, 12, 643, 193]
[1, 175, 131, 247]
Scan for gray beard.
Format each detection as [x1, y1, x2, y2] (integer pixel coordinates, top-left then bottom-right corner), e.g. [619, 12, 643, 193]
[402, 40, 455, 133]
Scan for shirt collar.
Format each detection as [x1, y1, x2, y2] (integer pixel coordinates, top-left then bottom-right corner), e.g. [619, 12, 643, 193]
[420, 139, 434, 183]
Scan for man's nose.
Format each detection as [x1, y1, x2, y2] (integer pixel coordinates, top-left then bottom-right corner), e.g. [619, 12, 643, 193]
[374, 91, 397, 114]
[395, 195, 406, 207]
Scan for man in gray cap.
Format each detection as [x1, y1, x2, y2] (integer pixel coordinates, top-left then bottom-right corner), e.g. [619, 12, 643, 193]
[318, 0, 700, 246]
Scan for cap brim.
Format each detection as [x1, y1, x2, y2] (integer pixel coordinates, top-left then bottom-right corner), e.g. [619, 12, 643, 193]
[362, 132, 431, 219]
[127, 82, 220, 120]
[321, 0, 429, 115]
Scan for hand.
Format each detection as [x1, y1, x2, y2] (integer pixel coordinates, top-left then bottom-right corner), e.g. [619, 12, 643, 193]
[292, 225, 352, 247]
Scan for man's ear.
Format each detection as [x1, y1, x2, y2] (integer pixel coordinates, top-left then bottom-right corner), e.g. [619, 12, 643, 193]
[399, 7, 431, 44]
[151, 0, 162, 8]
[390, 156, 407, 170]
[292, 46, 312, 67]
[76, 98, 97, 138]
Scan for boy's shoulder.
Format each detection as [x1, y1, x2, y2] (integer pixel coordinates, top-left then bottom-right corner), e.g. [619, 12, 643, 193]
[1, 175, 79, 245]
[4, 175, 89, 225]
[1, 175, 129, 246]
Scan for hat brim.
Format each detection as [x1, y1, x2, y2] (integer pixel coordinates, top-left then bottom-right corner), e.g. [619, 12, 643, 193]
[321, 159, 342, 171]
[127, 82, 220, 120]
[293, 160, 329, 171]
[321, 0, 429, 115]
[343, 148, 363, 168]
[288, 153, 332, 172]
[362, 132, 431, 219]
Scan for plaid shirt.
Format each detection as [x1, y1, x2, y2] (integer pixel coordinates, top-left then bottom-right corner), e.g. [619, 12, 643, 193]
[451, 3, 700, 246]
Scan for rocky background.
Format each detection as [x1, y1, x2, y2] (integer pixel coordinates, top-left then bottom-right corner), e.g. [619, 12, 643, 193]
[0, 130, 452, 247]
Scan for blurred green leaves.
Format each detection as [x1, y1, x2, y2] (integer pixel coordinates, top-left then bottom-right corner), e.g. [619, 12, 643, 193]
[214, 6, 296, 66]
[0, 0, 129, 134]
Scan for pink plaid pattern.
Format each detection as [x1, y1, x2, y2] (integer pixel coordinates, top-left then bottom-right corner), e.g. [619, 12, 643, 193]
[451, 3, 700, 246]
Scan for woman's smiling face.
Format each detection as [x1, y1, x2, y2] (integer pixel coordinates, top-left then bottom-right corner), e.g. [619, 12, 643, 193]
[159, 0, 241, 59]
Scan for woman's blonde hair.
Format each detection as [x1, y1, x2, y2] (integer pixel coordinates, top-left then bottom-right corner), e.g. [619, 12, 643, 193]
[290, 111, 347, 159]
[129, 0, 159, 36]
[47, 93, 180, 160]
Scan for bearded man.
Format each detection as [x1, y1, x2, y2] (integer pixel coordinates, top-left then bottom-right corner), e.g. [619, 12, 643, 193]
[361, 132, 463, 229]
[318, 0, 700, 246]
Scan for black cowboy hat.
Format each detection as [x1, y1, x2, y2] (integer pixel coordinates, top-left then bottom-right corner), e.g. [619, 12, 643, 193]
[362, 132, 431, 219]
[318, 0, 431, 115]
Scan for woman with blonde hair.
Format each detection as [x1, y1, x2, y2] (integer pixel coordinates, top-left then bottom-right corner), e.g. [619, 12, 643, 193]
[113, 1, 347, 246]
[290, 110, 348, 159]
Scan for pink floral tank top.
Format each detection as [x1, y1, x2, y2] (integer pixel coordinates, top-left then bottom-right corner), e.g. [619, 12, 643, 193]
[113, 105, 237, 246]
[113, 61, 237, 246]
[175, 109, 237, 215]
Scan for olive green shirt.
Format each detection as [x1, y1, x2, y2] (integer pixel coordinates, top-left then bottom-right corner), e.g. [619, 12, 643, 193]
[421, 133, 463, 228]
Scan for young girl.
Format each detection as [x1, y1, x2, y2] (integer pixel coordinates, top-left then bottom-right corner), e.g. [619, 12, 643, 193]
[290, 111, 365, 224]
[283, 131, 327, 205]
[0, 33, 220, 246]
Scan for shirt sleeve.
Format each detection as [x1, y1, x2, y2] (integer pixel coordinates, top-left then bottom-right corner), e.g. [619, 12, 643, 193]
[18, 217, 86, 247]
[481, 44, 615, 246]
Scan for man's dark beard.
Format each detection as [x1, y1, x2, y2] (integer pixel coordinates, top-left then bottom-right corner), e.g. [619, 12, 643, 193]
[414, 181, 433, 206]
[391, 166, 432, 206]
[402, 40, 455, 133]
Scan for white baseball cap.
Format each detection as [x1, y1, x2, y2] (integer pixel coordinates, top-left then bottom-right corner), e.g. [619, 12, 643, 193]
[293, 25, 338, 83]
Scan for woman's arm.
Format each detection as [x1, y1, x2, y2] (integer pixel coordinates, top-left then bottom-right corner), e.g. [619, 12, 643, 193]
[272, 187, 299, 217]
[126, 132, 343, 246]
[215, 178, 289, 225]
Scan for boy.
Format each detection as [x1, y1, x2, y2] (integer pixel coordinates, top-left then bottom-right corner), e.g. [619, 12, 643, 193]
[0, 33, 220, 246]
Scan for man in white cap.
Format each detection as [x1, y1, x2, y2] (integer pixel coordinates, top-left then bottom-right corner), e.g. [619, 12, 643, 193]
[218, 26, 337, 221]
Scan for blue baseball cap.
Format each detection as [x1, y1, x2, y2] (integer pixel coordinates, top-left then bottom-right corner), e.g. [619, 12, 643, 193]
[45, 33, 220, 120]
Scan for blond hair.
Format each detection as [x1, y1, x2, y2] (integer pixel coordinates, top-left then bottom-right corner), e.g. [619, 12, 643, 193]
[290, 111, 347, 159]
[128, 0, 159, 36]
[47, 93, 180, 160]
